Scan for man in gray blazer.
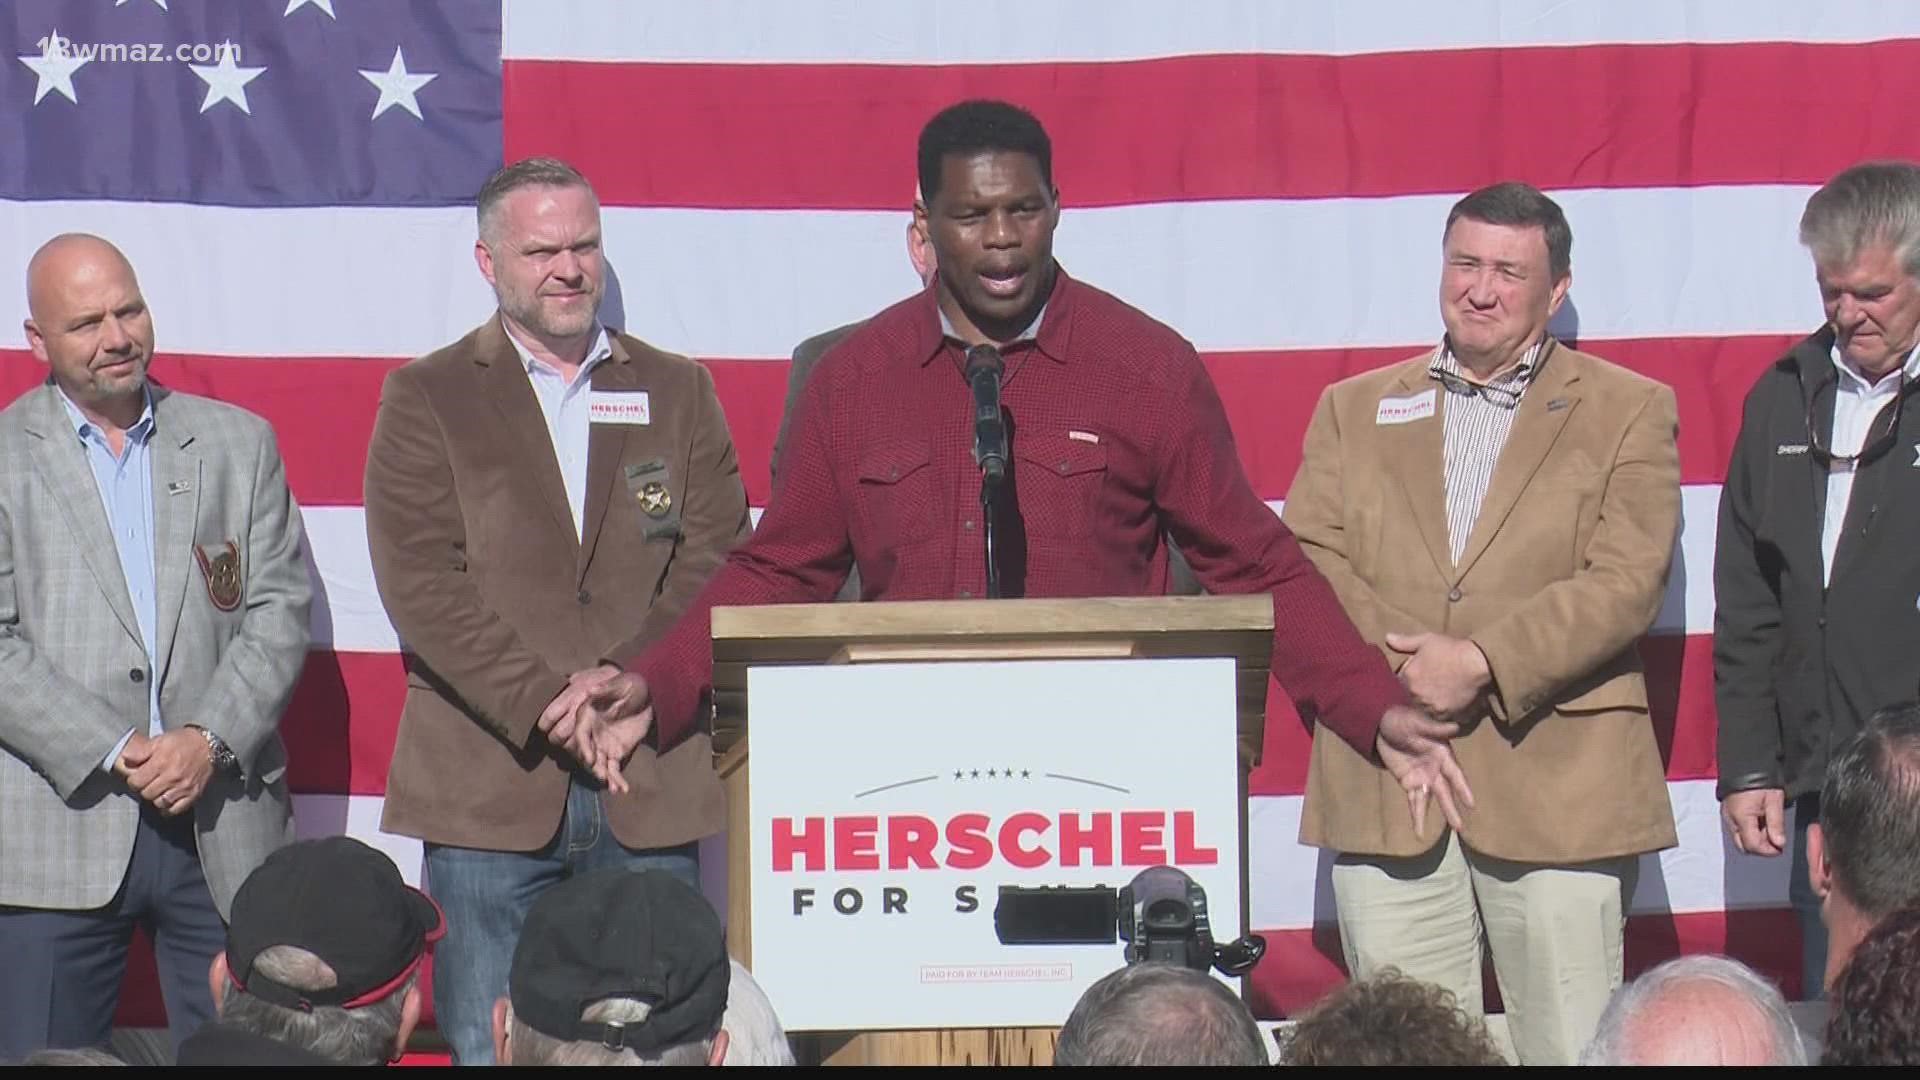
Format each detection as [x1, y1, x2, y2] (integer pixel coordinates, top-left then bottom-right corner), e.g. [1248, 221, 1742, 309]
[0, 235, 311, 1060]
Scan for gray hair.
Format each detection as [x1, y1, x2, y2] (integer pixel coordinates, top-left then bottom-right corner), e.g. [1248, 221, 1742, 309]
[1799, 161, 1920, 279]
[218, 946, 414, 1066]
[476, 156, 595, 245]
[506, 998, 716, 1067]
[17, 1047, 127, 1066]
[721, 961, 794, 1066]
[1578, 955, 1806, 1066]
[1054, 963, 1267, 1067]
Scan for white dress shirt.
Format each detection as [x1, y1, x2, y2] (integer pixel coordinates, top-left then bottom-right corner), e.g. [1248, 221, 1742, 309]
[1821, 341, 1920, 585]
[505, 320, 614, 541]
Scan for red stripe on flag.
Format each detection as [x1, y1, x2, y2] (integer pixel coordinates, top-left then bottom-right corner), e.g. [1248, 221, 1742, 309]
[1250, 633, 1717, 797]
[1245, 907, 1803, 1020]
[2, 333, 1788, 508]
[284, 650, 407, 797]
[505, 42, 1920, 210]
[0, 351, 403, 508]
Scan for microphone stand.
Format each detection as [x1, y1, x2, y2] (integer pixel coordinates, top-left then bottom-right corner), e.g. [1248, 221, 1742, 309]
[981, 466, 1004, 599]
[965, 343, 1010, 599]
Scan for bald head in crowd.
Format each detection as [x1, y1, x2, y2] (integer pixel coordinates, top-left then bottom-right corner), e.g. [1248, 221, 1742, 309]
[1054, 963, 1267, 1067]
[1578, 955, 1806, 1066]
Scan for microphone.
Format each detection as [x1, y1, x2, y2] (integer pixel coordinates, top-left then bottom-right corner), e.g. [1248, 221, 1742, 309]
[966, 344, 1008, 483]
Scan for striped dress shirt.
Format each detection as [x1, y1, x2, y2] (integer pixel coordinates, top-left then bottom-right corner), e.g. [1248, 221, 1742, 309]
[1431, 339, 1543, 565]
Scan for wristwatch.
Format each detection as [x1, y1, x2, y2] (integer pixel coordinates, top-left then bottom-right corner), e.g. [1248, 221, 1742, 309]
[185, 724, 241, 778]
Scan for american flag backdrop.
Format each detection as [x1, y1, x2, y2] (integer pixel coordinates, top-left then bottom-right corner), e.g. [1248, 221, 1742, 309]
[5, 0, 1918, 1028]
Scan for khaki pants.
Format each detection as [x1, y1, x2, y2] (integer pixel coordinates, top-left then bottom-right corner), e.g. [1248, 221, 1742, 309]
[1330, 831, 1638, 1066]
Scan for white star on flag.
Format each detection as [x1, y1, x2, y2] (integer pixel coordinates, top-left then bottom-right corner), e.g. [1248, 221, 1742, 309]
[284, 0, 337, 17]
[18, 29, 89, 106]
[189, 48, 267, 115]
[359, 47, 438, 120]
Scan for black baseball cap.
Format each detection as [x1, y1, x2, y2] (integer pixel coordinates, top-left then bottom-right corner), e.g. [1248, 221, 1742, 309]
[508, 868, 730, 1052]
[225, 837, 446, 1010]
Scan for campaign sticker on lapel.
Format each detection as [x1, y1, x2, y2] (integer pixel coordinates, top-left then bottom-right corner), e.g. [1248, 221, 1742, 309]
[589, 390, 650, 426]
[193, 540, 243, 612]
[1376, 388, 1437, 425]
[625, 459, 681, 539]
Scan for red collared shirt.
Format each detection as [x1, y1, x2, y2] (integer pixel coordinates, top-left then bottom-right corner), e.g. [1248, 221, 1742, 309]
[632, 269, 1405, 754]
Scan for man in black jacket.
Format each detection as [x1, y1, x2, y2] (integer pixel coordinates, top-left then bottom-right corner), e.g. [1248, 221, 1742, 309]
[1715, 160, 1920, 1000]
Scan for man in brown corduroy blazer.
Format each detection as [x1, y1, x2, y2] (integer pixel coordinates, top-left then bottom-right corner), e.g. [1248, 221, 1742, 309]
[1282, 183, 1680, 1066]
[362, 158, 750, 1065]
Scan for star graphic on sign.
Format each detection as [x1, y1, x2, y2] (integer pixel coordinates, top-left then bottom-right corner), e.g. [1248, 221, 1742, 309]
[953, 770, 964, 781]
[18, 29, 89, 105]
[284, 0, 337, 15]
[189, 47, 266, 114]
[359, 47, 437, 120]
[116, 0, 169, 9]
[969, 769, 980, 779]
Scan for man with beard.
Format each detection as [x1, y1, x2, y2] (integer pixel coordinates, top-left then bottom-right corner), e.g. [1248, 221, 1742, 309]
[547, 100, 1471, 845]
[361, 158, 751, 1065]
[0, 234, 311, 1059]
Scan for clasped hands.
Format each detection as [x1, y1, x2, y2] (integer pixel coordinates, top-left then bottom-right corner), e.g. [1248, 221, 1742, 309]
[112, 729, 214, 816]
[1374, 631, 1492, 838]
[536, 665, 654, 795]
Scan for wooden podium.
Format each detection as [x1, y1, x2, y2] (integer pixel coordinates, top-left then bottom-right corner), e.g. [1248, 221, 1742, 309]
[710, 595, 1273, 1067]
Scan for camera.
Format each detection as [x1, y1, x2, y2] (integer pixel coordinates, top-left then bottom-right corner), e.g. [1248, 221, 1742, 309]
[992, 866, 1267, 976]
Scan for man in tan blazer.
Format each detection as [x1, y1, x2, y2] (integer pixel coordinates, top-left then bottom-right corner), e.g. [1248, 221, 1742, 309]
[362, 157, 751, 1065]
[1283, 182, 1680, 1065]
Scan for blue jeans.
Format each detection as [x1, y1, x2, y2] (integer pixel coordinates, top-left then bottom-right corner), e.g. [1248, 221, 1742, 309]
[424, 780, 701, 1066]
[1789, 793, 1828, 1001]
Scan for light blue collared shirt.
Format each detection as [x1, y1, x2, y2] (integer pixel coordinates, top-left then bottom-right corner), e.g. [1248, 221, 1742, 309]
[60, 390, 163, 771]
[505, 320, 614, 541]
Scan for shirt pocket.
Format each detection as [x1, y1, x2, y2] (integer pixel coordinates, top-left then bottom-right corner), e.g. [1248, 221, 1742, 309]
[1015, 435, 1109, 540]
[854, 438, 939, 547]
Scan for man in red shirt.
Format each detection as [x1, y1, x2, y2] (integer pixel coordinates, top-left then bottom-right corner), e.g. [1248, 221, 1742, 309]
[547, 99, 1471, 832]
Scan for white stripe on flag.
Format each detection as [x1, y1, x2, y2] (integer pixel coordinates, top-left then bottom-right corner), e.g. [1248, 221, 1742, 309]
[503, 0, 1920, 63]
[1, 187, 1825, 361]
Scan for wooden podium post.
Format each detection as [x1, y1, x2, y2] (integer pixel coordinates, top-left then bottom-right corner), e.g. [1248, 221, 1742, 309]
[710, 596, 1273, 1067]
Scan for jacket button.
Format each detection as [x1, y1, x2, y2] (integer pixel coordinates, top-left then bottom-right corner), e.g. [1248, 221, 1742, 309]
[129, 668, 145, 684]
[577, 589, 592, 605]
[1447, 588, 1463, 602]
[1816, 615, 1827, 628]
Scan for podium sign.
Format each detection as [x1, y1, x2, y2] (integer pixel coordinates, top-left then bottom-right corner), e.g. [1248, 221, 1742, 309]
[747, 657, 1242, 1032]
